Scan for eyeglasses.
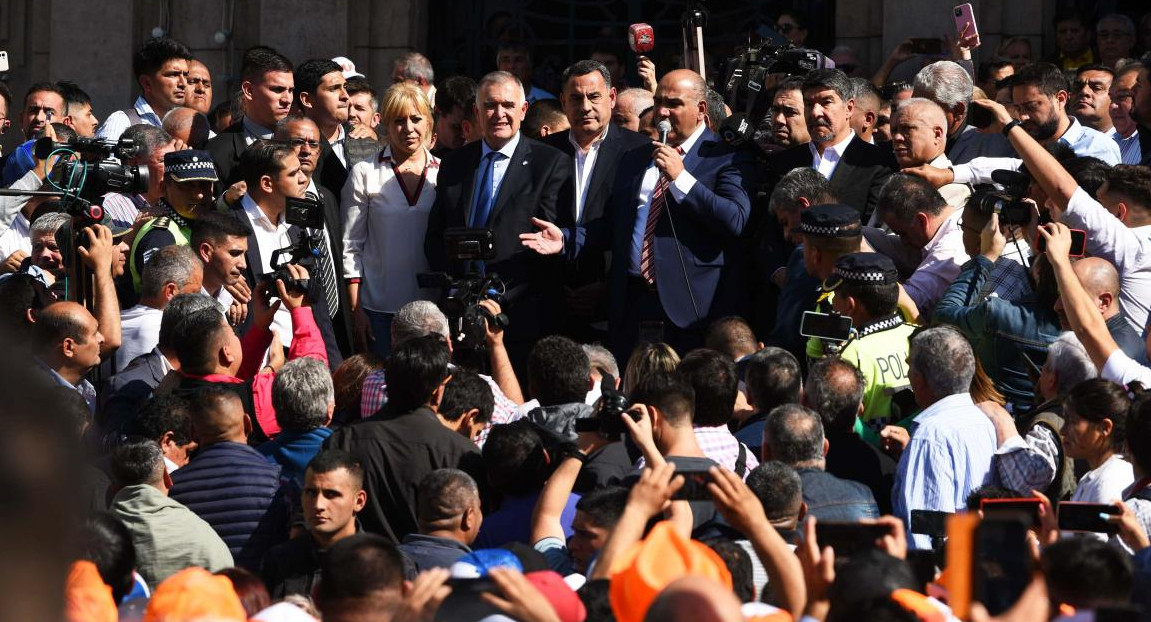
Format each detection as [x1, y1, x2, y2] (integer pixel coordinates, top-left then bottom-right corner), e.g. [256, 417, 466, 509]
[956, 216, 981, 234]
[287, 137, 320, 149]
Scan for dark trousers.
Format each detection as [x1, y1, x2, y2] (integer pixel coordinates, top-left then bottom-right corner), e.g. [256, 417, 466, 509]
[610, 276, 705, 366]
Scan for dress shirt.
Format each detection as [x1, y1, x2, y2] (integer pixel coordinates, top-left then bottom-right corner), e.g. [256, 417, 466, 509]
[633, 424, 760, 478]
[117, 304, 164, 373]
[0, 170, 44, 237]
[904, 210, 967, 317]
[101, 193, 158, 231]
[1062, 187, 1151, 331]
[1114, 128, 1142, 165]
[953, 118, 1122, 185]
[38, 358, 97, 413]
[329, 125, 347, 168]
[0, 213, 30, 259]
[894, 392, 997, 549]
[340, 146, 440, 312]
[242, 117, 275, 146]
[995, 425, 1060, 496]
[96, 96, 162, 141]
[569, 127, 609, 223]
[808, 130, 855, 180]
[628, 122, 707, 275]
[241, 194, 295, 347]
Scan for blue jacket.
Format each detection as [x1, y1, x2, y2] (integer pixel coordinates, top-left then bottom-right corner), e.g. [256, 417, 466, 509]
[798, 468, 880, 522]
[258, 427, 333, 487]
[170, 441, 289, 570]
[933, 256, 1061, 411]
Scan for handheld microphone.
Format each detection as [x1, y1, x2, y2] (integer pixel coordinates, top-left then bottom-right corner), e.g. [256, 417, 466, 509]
[657, 119, 671, 144]
[628, 23, 655, 54]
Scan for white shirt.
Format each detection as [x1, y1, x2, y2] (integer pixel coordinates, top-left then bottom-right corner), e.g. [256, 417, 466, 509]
[569, 127, 609, 223]
[241, 194, 295, 347]
[330, 125, 347, 168]
[0, 213, 30, 259]
[1062, 187, 1151, 331]
[928, 154, 972, 209]
[809, 130, 855, 180]
[904, 210, 968, 317]
[953, 118, 1122, 185]
[117, 304, 164, 373]
[628, 122, 707, 274]
[341, 146, 440, 312]
[1068, 454, 1134, 541]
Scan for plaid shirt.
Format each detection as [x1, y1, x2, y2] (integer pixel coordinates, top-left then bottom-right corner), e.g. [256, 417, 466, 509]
[635, 425, 759, 478]
[995, 425, 1059, 495]
[357, 368, 520, 447]
[977, 247, 1033, 303]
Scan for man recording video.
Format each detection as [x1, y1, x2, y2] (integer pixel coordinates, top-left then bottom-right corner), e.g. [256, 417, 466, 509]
[229, 139, 342, 367]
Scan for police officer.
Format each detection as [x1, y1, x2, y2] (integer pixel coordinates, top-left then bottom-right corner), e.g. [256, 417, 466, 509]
[129, 150, 219, 293]
[807, 252, 916, 443]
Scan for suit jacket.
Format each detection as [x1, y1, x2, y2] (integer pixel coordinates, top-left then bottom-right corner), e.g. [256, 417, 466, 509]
[424, 135, 571, 337]
[96, 349, 168, 453]
[606, 127, 757, 331]
[544, 125, 651, 287]
[765, 136, 895, 222]
[228, 203, 344, 369]
[313, 184, 354, 354]
[315, 135, 350, 204]
[206, 121, 248, 194]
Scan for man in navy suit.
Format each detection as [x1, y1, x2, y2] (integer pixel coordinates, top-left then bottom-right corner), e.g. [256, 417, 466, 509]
[424, 71, 571, 368]
[523, 69, 755, 360]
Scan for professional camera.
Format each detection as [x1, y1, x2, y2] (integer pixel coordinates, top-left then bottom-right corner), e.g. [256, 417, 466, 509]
[36, 136, 148, 224]
[575, 374, 637, 441]
[418, 227, 508, 361]
[264, 195, 325, 294]
[969, 169, 1032, 226]
[720, 40, 831, 145]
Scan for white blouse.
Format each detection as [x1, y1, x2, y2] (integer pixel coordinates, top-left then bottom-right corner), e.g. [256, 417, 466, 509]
[341, 146, 440, 313]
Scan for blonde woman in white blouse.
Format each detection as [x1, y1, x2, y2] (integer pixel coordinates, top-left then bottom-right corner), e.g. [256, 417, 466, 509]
[342, 83, 440, 356]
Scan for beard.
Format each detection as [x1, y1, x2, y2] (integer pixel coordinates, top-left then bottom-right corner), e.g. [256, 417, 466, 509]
[1025, 115, 1060, 141]
[809, 119, 835, 143]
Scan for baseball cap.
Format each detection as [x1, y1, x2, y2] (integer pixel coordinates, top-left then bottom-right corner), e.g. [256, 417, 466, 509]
[793, 203, 862, 238]
[143, 567, 247, 622]
[164, 149, 219, 183]
[821, 251, 900, 292]
[333, 56, 365, 79]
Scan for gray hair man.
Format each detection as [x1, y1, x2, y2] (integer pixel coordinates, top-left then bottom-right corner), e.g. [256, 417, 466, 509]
[891, 326, 996, 549]
[117, 245, 204, 372]
[912, 60, 1015, 164]
[762, 403, 879, 521]
[393, 51, 436, 105]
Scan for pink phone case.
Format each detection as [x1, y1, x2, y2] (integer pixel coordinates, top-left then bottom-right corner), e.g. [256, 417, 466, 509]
[954, 3, 980, 45]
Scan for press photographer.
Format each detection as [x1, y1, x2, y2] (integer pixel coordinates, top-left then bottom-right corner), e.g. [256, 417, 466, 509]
[229, 139, 342, 367]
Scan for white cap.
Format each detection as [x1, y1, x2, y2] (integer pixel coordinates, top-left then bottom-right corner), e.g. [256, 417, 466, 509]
[332, 56, 364, 79]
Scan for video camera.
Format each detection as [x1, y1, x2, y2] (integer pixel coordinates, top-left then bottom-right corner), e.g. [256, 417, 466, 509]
[720, 39, 831, 146]
[264, 195, 325, 294]
[969, 169, 1032, 226]
[418, 228, 509, 355]
[575, 374, 638, 441]
[35, 136, 149, 224]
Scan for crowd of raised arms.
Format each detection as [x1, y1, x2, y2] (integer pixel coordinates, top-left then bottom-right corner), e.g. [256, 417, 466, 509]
[15, 5, 1151, 622]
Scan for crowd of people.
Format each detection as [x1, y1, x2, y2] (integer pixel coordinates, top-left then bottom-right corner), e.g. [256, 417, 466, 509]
[13, 4, 1151, 622]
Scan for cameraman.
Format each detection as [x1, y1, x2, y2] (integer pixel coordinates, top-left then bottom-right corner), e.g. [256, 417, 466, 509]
[977, 96, 1151, 334]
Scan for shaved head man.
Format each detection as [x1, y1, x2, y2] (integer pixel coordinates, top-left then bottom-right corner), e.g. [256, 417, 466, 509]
[162, 106, 211, 149]
[1054, 257, 1147, 362]
[654, 69, 708, 146]
[614, 87, 654, 133]
[891, 97, 971, 207]
[34, 301, 105, 411]
[644, 576, 744, 622]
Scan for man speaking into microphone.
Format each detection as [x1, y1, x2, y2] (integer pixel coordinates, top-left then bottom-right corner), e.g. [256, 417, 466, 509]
[522, 69, 755, 360]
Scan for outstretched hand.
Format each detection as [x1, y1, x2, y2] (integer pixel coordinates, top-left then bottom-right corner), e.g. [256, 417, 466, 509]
[519, 217, 564, 255]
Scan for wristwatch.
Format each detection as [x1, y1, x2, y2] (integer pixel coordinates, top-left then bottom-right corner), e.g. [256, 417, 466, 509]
[1002, 119, 1022, 136]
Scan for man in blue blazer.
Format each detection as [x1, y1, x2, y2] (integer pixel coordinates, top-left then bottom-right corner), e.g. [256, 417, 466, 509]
[523, 69, 755, 360]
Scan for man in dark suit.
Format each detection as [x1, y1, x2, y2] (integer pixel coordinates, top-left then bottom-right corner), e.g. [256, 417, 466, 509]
[293, 58, 360, 201]
[424, 71, 571, 368]
[229, 140, 343, 369]
[764, 69, 895, 223]
[206, 46, 295, 193]
[528, 69, 755, 360]
[274, 115, 354, 355]
[540, 60, 650, 340]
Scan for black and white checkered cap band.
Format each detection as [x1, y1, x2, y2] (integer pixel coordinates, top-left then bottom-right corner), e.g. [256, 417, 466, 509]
[833, 267, 888, 282]
[167, 160, 218, 181]
[796, 223, 859, 237]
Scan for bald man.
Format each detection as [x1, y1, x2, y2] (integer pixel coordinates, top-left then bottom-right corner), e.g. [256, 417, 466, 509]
[169, 386, 288, 570]
[33, 301, 105, 412]
[890, 97, 972, 208]
[601, 69, 756, 359]
[644, 576, 746, 622]
[162, 107, 211, 149]
[1056, 256, 1148, 363]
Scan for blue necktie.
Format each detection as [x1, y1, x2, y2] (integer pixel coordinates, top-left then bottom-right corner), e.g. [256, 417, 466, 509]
[471, 152, 500, 228]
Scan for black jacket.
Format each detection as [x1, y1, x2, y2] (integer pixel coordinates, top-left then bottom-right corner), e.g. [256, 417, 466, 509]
[763, 136, 896, 222]
[205, 121, 248, 194]
[324, 406, 485, 543]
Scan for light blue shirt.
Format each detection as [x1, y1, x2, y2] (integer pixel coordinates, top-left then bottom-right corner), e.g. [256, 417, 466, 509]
[893, 392, 997, 549]
[37, 358, 97, 413]
[1114, 128, 1142, 165]
[471, 132, 522, 226]
[628, 123, 705, 275]
[1059, 117, 1122, 164]
[95, 96, 162, 141]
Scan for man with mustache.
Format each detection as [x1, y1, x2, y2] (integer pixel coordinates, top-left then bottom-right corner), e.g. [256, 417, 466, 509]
[1069, 64, 1114, 134]
[764, 69, 895, 223]
[97, 37, 192, 141]
[889, 98, 970, 208]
